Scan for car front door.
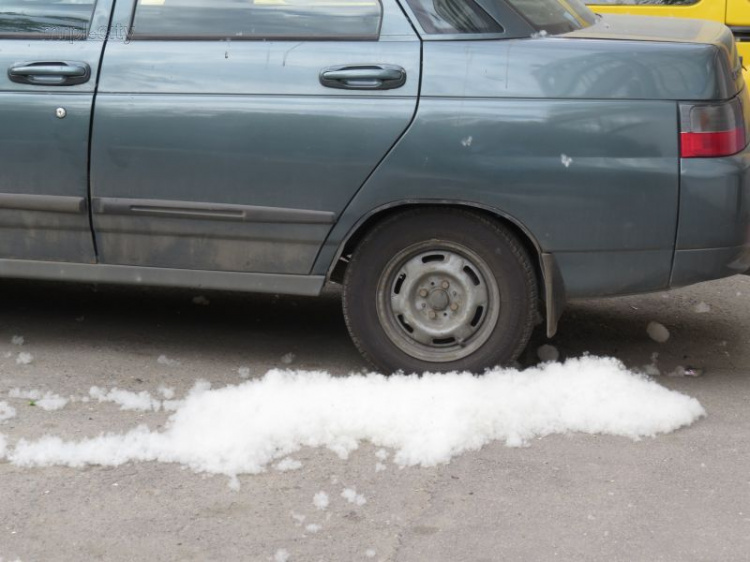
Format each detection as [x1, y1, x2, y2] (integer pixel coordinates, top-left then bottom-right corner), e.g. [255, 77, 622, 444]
[0, 0, 113, 264]
[90, 0, 420, 275]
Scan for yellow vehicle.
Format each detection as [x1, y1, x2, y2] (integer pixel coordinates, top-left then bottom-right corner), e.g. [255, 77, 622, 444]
[587, 0, 750, 76]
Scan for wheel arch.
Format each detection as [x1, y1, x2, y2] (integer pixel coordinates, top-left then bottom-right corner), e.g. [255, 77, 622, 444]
[327, 201, 566, 337]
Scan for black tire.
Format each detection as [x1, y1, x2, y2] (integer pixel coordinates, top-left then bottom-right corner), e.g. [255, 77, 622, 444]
[342, 208, 537, 374]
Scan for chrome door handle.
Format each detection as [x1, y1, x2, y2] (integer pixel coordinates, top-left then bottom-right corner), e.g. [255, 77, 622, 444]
[8, 61, 91, 86]
[319, 65, 406, 90]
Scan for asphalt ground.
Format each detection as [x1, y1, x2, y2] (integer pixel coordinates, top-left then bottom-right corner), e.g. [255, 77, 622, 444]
[0, 275, 748, 562]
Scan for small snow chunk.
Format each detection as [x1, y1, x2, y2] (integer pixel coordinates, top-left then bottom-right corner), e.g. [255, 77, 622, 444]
[238, 367, 251, 379]
[366, 550, 377, 559]
[0, 401, 17, 422]
[305, 523, 321, 534]
[281, 353, 296, 366]
[157, 354, 180, 367]
[342, 487, 366, 506]
[375, 448, 389, 461]
[192, 296, 210, 306]
[375, 462, 387, 472]
[89, 387, 160, 412]
[313, 491, 329, 511]
[227, 475, 241, 491]
[11, 335, 24, 346]
[274, 549, 290, 562]
[0, 433, 7, 458]
[694, 302, 711, 313]
[16, 352, 33, 365]
[668, 366, 703, 378]
[275, 458, 302, 472]
[560, 154, 573, 168]
[537, 344, 560, 363]
[531, 29, 548, 38]
[158, 386, 176, 400]
[642, 352, 661, 377]
[461, 136, 473, 147]
[647, 322, 670, 343]
[37, 395, 69, 411]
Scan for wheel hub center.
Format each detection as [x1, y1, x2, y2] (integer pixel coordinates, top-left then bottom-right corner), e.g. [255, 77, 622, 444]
[427, 289, 450, 311]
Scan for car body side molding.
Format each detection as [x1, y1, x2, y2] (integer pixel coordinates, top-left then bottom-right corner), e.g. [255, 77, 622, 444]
[92, 198, 336, 224]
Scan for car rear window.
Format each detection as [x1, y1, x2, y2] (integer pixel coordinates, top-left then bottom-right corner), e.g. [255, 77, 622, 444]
[505, 0, 596, 34]
[131, 0, 382, 41]
[0, 0, 96, 37]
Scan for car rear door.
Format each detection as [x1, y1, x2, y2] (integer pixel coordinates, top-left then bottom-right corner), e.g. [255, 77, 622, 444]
[90, 0, 420, 275]
[0, 0, 113, 264]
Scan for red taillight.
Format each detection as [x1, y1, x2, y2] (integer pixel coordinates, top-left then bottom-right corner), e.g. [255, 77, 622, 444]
[680, 128, 746, 158]
[680, 95, 749, 158]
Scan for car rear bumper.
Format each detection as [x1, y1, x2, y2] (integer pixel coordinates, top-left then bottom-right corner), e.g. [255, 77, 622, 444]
[671, 149, 750, 287]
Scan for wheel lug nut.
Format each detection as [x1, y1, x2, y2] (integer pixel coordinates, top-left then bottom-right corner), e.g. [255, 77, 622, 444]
[442, 281, 450, 289]
[428, 310, 436, 319]
[450, 303, 459, 311]
[419, 289, 428, 298]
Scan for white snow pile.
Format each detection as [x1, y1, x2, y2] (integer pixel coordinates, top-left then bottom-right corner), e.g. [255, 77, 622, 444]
[5, 357, 705, 475]
[8, 389, 68, 411]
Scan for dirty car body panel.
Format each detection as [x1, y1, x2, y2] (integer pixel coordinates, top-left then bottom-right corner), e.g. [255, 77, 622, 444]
[0, 0, 748, 370]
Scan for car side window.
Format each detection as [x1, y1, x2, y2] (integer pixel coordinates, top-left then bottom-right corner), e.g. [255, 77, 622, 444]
[131, 0, 383, 40]
[0, 0, 96, 37]
[403, 0, 503, 34]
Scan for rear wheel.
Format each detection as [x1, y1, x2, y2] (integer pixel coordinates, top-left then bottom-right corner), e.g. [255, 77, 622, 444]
[342, 208, 537, 373]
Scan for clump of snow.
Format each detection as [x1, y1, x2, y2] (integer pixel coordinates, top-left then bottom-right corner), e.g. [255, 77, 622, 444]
[16, 352, 33, 365]
[275, 458, 302, 472]
[531, 29, 548, 38]
[227, 475, 241, 491]
[9, 389, 69, 411]
[192, 296, 210, 306]
[366, 550, 377, 559]
[6, 358, 705, 475]
[158, 386, 175, 400]
[313, 492, 329, 511]
[647, 322, 670, 343]
[0, 433, 7, 458]
[238, 367, 251, 379]
[157, 355, 180, 367]
[89, 387, 161, 412]
[641, 353, 661, 377]
[305, 523, 321, 533]
[694, 302, 711, 313]
[281, 353, 296, 366]
[375, 462, 386, 472]
[342, 487, 366, 506]
[461, 136, 473, 147]
[375, 449, 388, 461]
[0, 401, 17, 422]
[11, 335, 24, 346]
[274, 549, 290, 562]
[560, 154, 573, 168]
[537, 344, 560, 363]
[668, 366, 703, 378]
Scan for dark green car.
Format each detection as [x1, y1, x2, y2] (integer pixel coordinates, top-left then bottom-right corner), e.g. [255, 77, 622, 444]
[1, 0, 748, 373]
